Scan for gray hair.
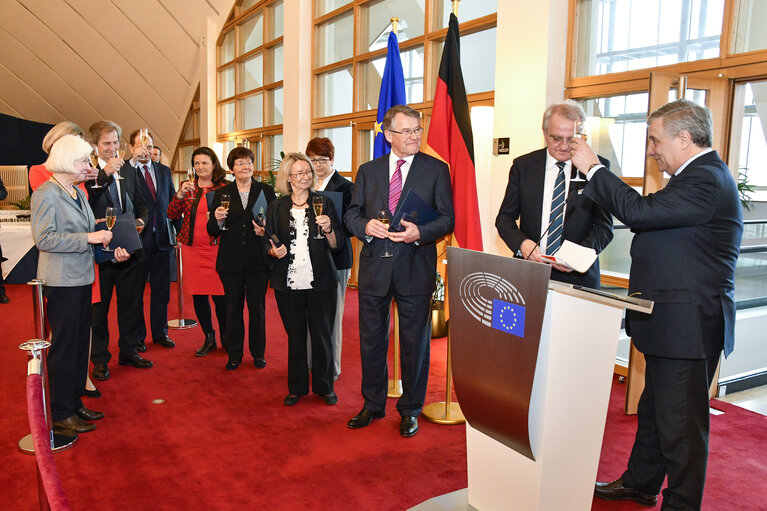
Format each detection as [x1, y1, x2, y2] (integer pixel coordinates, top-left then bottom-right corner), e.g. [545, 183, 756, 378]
[382, 104, 420, 132]
[275, 152, 316, 196]
[542, 100, 586, 131]
[648, 99, 713, 148]
[44, 135, 94, 174]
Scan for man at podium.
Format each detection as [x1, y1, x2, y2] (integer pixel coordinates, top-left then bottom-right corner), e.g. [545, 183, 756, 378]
[571, 99, 743, 510]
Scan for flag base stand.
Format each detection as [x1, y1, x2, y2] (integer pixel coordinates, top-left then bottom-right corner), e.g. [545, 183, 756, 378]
[422, 401, 465, 425]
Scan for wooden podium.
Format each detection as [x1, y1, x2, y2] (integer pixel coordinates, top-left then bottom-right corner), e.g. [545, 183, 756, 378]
[411, 249, 652, 511]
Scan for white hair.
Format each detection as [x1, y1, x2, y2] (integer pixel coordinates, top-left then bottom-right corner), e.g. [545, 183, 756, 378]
[44, 135, 93, 174]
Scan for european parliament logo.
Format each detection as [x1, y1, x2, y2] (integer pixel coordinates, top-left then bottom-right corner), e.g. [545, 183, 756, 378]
[459, 272, 527, 339]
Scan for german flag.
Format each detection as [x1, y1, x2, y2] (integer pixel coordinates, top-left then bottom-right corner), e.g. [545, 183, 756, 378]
[427, 12, 483, 251]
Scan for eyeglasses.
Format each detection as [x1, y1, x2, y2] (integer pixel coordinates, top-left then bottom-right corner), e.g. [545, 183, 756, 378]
[547, 134, 575, 145]
[233, 160, 253, 168]
[290, 171, 313, 179]
[387, 127, 423, 137]
[310, 157, 330, 165]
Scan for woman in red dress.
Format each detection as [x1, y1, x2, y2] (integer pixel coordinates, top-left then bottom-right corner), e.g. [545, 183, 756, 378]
[167, 147, 228, 356]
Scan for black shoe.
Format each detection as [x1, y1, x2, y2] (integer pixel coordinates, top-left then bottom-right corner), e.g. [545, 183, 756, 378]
[254, 358, 266, 369]
[92, 362, 110, 381]
[83, 388, 101, 398]
[594, 478, 658, 506]
[76, 406, 104, 421]
[137, 339, 147, 353]
[347, 408, 385, 429]
[322, 392, 338, 405]
[196, 332, 217, 357]
[53, 415, 95, 434]
[118, 353, 154, 369]
[0, 294, 8, 304]
[225, 360, 240, 371]
[400, 415, 419, 437]
[153, 336, 175, 348]
[284, 394, 300, 406]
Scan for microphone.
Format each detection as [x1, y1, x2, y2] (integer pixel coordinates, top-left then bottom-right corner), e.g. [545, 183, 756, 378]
[519, 184, 580, 261]
[255, 213, 282, 248]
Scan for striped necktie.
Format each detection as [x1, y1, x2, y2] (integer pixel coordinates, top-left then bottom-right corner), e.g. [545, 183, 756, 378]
[389, 159, 405, 214]
[546, 161, 567, 255]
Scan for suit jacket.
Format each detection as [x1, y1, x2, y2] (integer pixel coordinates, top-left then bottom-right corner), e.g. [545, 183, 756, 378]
[206, 178, 276, 273]
[345, 152, 454, 297]
[134, 160, 176, 250]
[321, 171, 354, 270]
[85, 163, 149, 228]
[266, 192, 346, 292]
[495, 148, 614, 288]
[583, 150, 743, 358]
[30, 181, 96, 287]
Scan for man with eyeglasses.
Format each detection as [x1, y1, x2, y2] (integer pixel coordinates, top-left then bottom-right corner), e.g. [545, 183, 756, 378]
[495, 100, 613, 289]
[345, 104, 454, 437]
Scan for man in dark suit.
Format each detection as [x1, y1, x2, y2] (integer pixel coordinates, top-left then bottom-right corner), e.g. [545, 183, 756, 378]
[496, 100, 613, 288]
[571, 99, 743, 510]
[129, 129, 176, 351]
[86, 121, 152, 380]
[345, 105, 454, 437]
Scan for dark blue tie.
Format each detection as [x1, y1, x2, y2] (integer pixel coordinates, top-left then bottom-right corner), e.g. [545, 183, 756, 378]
[107, 177, 123, 215]
[546, 161, 566, 255]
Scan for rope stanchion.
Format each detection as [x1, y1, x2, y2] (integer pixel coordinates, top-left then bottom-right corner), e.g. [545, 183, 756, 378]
[168, 245, 197, 329]
[422, 323, 465, 425]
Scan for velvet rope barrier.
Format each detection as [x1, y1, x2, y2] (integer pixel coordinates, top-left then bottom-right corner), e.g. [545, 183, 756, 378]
[26, 373, 71, 511]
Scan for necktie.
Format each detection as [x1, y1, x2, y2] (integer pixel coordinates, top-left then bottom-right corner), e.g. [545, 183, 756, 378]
[143, 165, 157, 201]
[546, 161, 566, 255]
[107, 175, 123, 215]
[389, 159, 405, 214]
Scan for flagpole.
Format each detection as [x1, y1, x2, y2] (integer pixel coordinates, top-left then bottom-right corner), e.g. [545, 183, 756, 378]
[452, 0, 460, 15]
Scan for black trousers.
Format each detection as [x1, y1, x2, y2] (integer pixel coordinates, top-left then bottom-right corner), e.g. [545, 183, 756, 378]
[137, 235, 171, 341]
[275, 287, 336, 396]
[218, 270, 268, 363]
[193, 294, 227, 336]
[91, 257, 143, 364]
[623, 354, 720, 510]
[45, 286, 90, 421]
[358, 285, 432, 416]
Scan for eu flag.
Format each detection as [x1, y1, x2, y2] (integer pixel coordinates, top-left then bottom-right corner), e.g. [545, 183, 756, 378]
[373, 30, 407, 159]
[491, 299, 526, 338]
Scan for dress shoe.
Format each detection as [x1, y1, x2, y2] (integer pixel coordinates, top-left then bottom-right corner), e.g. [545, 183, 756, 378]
[0, 293, 9, 304]
[153, 336, 175, 348]
[284, 394, 300, 406]
[253, 358, 266, 368]
[53, 415, 95, 434]
[400, 415, 419, 437]
[76, 406, 104, 421]
[118, 353, 154, 369]
[225, 360, 240, 371]
[322, 392, 338, 405]
[83, 388, 101, 398]
[347, 408, 385, 429]
[196, 332, 217, 357]
[137, 339, 147, 353]
[594, 478, 658, 506]
[92, 362, 110, 381]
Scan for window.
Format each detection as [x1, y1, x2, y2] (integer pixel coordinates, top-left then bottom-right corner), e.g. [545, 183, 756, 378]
[731, 0, 767, 54]
[730, 81, 767, 200]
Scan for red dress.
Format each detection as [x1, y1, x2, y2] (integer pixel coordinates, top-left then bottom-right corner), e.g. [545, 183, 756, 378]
[176, 187, 224, 296]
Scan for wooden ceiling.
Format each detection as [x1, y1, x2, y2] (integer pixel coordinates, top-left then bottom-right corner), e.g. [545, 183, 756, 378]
[0, 0, 234, 156]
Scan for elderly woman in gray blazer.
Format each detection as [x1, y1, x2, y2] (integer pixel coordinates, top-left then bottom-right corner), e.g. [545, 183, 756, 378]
[31, 135, 127, 437]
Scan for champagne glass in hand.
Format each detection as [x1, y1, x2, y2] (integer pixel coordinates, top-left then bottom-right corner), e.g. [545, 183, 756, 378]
[378, 209, 393, 258]
[112, 141, 126, 180]
[312, 196, 325, 239]
[103, 207, 117, 252]
[186, 168, 195, 197]
[571, 121, 587, 183]
[89, 151, 102, 188]
[219, 193, 230, 231]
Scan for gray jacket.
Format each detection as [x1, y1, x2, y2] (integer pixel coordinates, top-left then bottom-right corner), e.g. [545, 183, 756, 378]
[31, 180, 96, 287]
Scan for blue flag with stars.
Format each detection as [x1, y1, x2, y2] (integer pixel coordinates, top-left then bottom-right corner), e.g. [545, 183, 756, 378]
[373, 30, 407, 159]
[491, 299, 526, 338]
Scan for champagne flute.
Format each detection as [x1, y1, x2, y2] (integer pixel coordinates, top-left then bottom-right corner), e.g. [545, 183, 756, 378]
[312, 196, 325, 239]
[219, 193, 230, 231]
[378, 209, 393, 258]
[139, 128, 149, 147]
[89, 151, 102, 189]
[186, 168, 195, 198]
[103, 206, 117, 252]
[113, 140, 126, 181]
[571, 121, 587, 183]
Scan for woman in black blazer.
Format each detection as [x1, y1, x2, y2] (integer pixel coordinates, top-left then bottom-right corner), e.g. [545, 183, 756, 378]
[207, 147, 276, 370]
[266, 152, 345, 406]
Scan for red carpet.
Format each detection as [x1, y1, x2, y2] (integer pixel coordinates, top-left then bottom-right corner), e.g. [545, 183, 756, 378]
[1, 282, 765, 510]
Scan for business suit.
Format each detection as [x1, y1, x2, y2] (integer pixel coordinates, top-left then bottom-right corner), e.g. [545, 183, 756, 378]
[496, 148, 613, 288]
[31, 181, 96, 421]
[207, 178, 276, 365]
[86, 163, 150, 365]
[134, 160, 176, 343]
[267, 192, 346, 396]
[345, 151, 454, 416]
[584, 150, 742, 509]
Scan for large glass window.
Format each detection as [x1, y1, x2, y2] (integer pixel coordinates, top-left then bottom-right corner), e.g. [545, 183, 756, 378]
[574, 0, 725, 77]
[317, 126, 353, 174]
[731, 81, 767, 200]
[316, 11, 354, 67]
[731, 0, 767, 54]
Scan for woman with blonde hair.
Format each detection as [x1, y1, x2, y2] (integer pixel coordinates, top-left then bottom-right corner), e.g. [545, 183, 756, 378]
[29, 121, 97, 192]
